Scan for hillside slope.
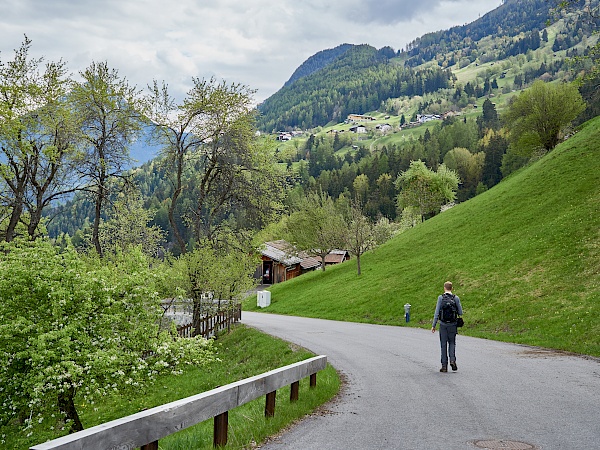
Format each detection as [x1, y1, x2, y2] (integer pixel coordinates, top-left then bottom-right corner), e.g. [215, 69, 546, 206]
[257, 44, 453, 132]
[283, 43, 354, 88]
[246, 116, 600, 357]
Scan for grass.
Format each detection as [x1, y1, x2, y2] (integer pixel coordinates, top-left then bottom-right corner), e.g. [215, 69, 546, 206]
[4, 325, 340, 450]
[245, 116, 600, 357]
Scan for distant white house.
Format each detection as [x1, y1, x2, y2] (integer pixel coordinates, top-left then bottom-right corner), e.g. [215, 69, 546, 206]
[376, 123, 392, 133]
[347, 114, 376, 122]
[349, 125, 367, 133]
[416, 114, 441, 123]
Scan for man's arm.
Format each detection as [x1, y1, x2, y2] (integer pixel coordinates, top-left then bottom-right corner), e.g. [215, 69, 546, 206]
[455, 296, 463, 316]
[431, 296, 442, 332]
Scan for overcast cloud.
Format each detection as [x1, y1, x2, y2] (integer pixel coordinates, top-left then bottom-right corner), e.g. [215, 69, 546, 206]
[0, 0, 501, 103]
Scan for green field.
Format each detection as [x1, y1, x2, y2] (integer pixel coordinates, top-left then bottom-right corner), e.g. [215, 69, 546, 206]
[246, 116, 600, 357]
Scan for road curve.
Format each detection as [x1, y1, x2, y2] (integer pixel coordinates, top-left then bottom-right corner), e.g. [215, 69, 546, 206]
[242, 312, 600, 450]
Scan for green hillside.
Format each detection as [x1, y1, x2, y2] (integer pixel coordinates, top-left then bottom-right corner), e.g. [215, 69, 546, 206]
[246, 116, 600, 357]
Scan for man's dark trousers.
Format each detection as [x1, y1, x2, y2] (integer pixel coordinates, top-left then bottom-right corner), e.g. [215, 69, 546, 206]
[439, 321, 457, 366]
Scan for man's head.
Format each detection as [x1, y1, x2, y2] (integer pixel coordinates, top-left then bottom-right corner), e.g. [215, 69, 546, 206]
[444, 281, 453, 292]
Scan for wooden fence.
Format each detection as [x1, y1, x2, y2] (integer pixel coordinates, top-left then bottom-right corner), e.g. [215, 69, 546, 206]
[30, 355, 327, 450]
[176, 304, 242, 339]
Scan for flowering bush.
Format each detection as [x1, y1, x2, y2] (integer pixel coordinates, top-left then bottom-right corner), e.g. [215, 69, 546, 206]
[0, 239, 216, 434]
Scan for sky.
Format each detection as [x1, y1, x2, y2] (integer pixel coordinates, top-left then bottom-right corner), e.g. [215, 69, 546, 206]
[0, 0, 502, 104]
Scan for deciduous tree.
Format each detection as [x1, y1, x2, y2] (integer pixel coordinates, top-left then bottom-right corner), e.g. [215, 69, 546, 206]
[98, 193, 165, 257]
[0, 37, 79, 242]
[502, 80, 585, 156]
[285, 191, 347, 271]
[145, 78, 284, 254]
[443, 147, 485, 200]
[395, 160, 459, 222]
[183, 238, 258, 335]
[69, 61, 143, 257]
[343, 201, 394, 275]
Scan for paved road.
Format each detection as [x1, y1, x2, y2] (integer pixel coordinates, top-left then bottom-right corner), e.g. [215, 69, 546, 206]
[242, 312, 600, 450]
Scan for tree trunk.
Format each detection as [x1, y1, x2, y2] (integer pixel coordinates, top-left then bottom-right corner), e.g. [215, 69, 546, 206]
[357, 254, 362, 276]
[169, 153, 187, 255]
[169, 186, 186, 255]
[27, 209, 42, 240]
[58, 387, 83, 433]
[191, 287, 203, 338]
[92, 192, 104, 257]
[5, 170, 27, 242]
[5, 198, 24, 242]
[92, 152, 106, 257]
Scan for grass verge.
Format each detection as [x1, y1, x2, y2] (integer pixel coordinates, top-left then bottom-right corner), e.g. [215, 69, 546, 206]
[4, 325, 340, 450]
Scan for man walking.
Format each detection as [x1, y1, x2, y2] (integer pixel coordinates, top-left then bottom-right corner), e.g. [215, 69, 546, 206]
[431, 281, 463, 372]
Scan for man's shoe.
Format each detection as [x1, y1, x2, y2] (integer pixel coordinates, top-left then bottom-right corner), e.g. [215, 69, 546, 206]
[450, 361, 458, 371]
[440, 366, 448, 372]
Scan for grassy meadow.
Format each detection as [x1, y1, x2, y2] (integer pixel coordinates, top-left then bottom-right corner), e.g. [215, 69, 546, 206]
[246, 116, 600, 357]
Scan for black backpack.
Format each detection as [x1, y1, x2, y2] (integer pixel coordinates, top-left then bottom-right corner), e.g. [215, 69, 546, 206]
[439, 293, 457, 323]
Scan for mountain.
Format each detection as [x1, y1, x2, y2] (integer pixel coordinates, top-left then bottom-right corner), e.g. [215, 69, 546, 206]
[128, 125, 163, 168]
[47, 0, 599, 241]
[283, 43, 354, 87]
[257, 44, 453, 132]
[402, 0, 552, 67]
[257, 0, 598, 131]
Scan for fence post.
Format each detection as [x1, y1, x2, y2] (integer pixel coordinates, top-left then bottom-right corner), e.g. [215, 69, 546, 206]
[141, 441, 158, 450]
[310, 373, 317, 388]
[290, 381, 299, 401]
[265, 391, 276, 417]
[213, 411, 228, 447]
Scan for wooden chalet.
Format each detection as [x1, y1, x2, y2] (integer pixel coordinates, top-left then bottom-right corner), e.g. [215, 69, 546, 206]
[259, 240, 321, 284]
[324, 249, 351, 266]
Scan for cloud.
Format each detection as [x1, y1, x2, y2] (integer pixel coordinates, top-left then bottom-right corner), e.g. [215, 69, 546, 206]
[0, 0, 501, 103]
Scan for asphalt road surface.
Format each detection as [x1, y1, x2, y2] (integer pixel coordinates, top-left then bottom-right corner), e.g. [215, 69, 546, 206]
[242, 312, 600, 450]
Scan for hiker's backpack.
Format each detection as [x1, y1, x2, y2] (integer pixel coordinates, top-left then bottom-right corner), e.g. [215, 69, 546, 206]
[439, 293, 458, 323]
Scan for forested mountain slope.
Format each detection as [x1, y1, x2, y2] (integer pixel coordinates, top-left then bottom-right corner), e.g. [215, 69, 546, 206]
[46, 0, 598, 242]
[283, 43, 354, 87]
[402, 0, 552, 67]
[257, 44, 453, 132]
[257, 0, 599, 131]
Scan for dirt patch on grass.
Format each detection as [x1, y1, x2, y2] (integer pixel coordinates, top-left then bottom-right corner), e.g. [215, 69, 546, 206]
[516, 346, 600, 362]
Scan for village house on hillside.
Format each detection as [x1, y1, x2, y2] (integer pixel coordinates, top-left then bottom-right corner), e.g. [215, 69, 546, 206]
[258, 240, 320, 284]
[276, 130, 303, 141]
[375, 123, 392, 133]
[324, 249, 350, 266]
[346, 114, 376, 122]
[258, 240, 350, 285]
[416, 113, 440, 123]
[349, 124, 367, 133]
